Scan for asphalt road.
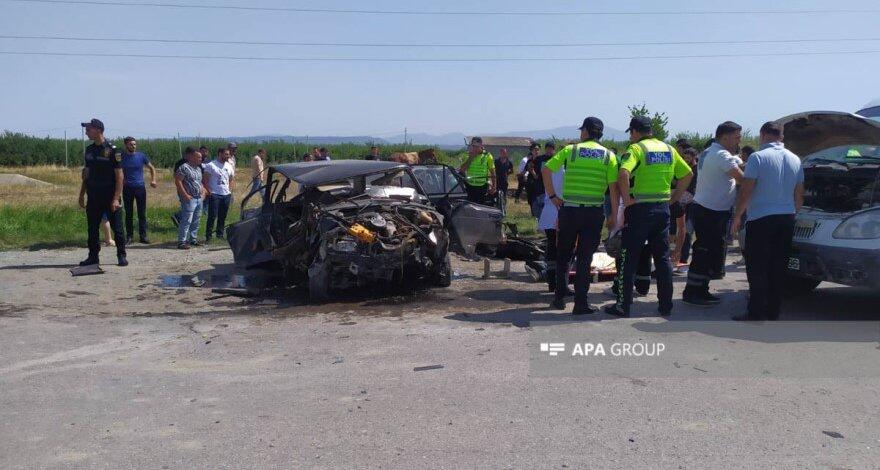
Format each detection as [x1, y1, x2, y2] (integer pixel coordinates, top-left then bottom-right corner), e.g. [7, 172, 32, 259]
[1, 246, 878, 469]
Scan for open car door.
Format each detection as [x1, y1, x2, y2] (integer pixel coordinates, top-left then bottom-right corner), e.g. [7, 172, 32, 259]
[226, 170, 280, 268]
[411, 164, 504, 255]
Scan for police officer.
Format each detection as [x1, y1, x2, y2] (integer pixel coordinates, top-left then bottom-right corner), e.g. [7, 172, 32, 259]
[77, 118, 128, 267]
[459, 137, 496, 205]
[542, 117, 620, 315]
[605, 116, 692, 318]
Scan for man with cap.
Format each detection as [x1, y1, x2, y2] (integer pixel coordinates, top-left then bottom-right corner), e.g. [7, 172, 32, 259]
[77, 118, 128, 267]
[542, 117, 620, 314]
[605, 116, 692, 317]
[460, 137, 496, 205]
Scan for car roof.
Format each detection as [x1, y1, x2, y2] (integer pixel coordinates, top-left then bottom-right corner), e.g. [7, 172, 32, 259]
[270, 160, 409, 186]
[775, 111, 880, 157]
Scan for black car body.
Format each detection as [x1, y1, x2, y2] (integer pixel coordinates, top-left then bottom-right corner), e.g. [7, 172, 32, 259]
[227, 161, 502, 300]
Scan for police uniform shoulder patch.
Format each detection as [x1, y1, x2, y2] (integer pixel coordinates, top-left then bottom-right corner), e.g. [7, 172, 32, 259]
[103, 148, 110, 157]
[115, 152, 122, 162]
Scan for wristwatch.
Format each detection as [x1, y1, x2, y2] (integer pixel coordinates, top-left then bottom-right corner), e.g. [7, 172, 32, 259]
[549, 194, 559, 200]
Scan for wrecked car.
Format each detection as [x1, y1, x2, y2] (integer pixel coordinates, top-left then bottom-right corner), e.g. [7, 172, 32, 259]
[227, 160, 503, 300]
[773, 111, 880, 291]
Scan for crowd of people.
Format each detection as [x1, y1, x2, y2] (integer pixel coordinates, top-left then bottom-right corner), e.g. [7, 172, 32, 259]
[460, 116, 804, 321]
[78, 115, 804, 320]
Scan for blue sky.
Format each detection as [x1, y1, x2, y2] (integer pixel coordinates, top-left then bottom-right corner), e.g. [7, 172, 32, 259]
[1, 0, 879, 139]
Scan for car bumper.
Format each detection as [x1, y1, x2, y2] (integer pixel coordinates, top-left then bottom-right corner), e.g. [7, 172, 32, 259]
[789, 241, 880, 288]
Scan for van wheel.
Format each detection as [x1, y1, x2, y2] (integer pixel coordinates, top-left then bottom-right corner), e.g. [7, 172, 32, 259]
[784, 276, 821, 293]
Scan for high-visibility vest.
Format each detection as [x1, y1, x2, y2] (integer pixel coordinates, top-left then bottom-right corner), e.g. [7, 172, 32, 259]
[623, 138, 681, 202]
[465, 151, 493, 186]
[561, 140, 617, 206]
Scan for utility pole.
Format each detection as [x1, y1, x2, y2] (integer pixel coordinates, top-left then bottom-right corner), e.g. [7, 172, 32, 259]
[177, 132, 182, 161]
[64, 130, 68, 167]
[404, 127, 408, 152]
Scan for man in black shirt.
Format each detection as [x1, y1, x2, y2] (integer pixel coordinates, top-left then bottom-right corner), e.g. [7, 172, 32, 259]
[494, 148, 514, 214]
[78, 118, 127, 266]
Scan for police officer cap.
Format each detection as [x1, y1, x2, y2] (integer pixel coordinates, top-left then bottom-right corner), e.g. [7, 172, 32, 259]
[578, 117, 604, 133]
[470, 136, 483, 145]
[626, 116, 653, 133]
[80, 118, 104, 131]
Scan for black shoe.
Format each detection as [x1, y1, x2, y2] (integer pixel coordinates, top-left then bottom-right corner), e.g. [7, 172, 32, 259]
[170, 213, 180, 227]
[79, 257, 99, 266]
[550, 298, 566, 310]
[190, 240, 201, 247]
[572, 303, 596, 315]
[216, 234, 225, 240]
[658, 309, 671, 318]
[705, 293, 722, 303]
[139, 237, 150, 244]
[683, 295, 715, 307]
[126, 236, 133, 244]
[604, 305, 630, 318]
[177, 243, 190, 250]
[117, 255, 129, 267]
[205, 236, 212, 244]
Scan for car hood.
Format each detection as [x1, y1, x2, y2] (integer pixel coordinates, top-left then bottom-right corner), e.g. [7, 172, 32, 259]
[776, 111, 880, 158]
[272, 160, 409, 186]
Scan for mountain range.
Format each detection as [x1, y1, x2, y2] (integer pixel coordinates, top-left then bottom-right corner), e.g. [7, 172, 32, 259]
[226, 125, 627, 149]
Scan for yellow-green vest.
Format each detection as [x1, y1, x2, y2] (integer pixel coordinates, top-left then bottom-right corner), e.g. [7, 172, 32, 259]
[465, 151, 492, 186]
[562, 141, 615, 206]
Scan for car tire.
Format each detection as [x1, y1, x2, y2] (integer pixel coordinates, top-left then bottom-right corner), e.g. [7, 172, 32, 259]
[308, 259, 331, 302]
[434, 254, 452, 288]
[784, 275, 821, 293]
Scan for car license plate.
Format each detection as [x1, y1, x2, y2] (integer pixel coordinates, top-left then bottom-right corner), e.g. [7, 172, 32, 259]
[788, 257, 801, 271]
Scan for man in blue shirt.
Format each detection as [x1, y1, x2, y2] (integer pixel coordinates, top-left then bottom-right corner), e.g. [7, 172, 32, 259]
[731, 121, 804, 321]
[120, 136, 157, 244]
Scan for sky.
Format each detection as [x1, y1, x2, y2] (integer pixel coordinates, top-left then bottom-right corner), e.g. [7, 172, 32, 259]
[1, 0, 879, 140]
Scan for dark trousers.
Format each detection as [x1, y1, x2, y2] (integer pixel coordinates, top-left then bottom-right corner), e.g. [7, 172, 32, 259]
[465, 184, 488, 205]
[613, 243, 652, 296]
[745, 214, 795, 320]
[684, 204, 731, 298]
[513, 175, 525, 201]
[615, 202, 673, 314]
[680, 232, 692, 263]
[86, 187, 126, 260]
[555, 206, 604, 305]
[545, 228, 557, 290]
[206, 193, 232, 238]
[122, 185, 147, 240]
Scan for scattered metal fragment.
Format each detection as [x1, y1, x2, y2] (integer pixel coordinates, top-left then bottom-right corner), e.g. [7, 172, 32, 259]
[413, 364, 444, 372]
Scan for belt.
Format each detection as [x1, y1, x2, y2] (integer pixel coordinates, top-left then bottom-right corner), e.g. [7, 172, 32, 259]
[563, 202, 601, 208]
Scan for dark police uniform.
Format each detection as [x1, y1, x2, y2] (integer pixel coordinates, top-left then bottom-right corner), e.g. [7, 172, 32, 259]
[543, 135, 618, 313]
[609, 137, 691, 317]
[84, 140, 126, 262]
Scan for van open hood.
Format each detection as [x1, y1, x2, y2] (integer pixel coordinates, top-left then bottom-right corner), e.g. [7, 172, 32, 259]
[776, 111, 880, 158]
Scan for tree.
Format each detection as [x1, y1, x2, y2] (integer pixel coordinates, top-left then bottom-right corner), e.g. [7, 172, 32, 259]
[628, 104, 669, 141]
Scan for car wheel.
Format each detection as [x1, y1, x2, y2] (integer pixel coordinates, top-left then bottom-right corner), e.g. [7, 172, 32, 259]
[308, 259, 331, 302]
[784, 275, 821, 293]
[433, 254, 452, 288]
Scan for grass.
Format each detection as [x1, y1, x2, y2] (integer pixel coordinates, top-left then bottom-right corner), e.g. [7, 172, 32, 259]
[0, 165, 536, 250]
[0, 166, 244, 250]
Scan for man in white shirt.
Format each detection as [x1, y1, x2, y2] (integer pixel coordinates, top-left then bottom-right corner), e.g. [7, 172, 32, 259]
[683, 121, 744, 306]
[251, 148, 266, 200]
[203, 147, 236, 242]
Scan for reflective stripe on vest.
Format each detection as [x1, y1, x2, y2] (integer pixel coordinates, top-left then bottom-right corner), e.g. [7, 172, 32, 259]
[466, 152, 490, 186]
[632, 139, 674, 202]
[562, 141, 612, 206]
